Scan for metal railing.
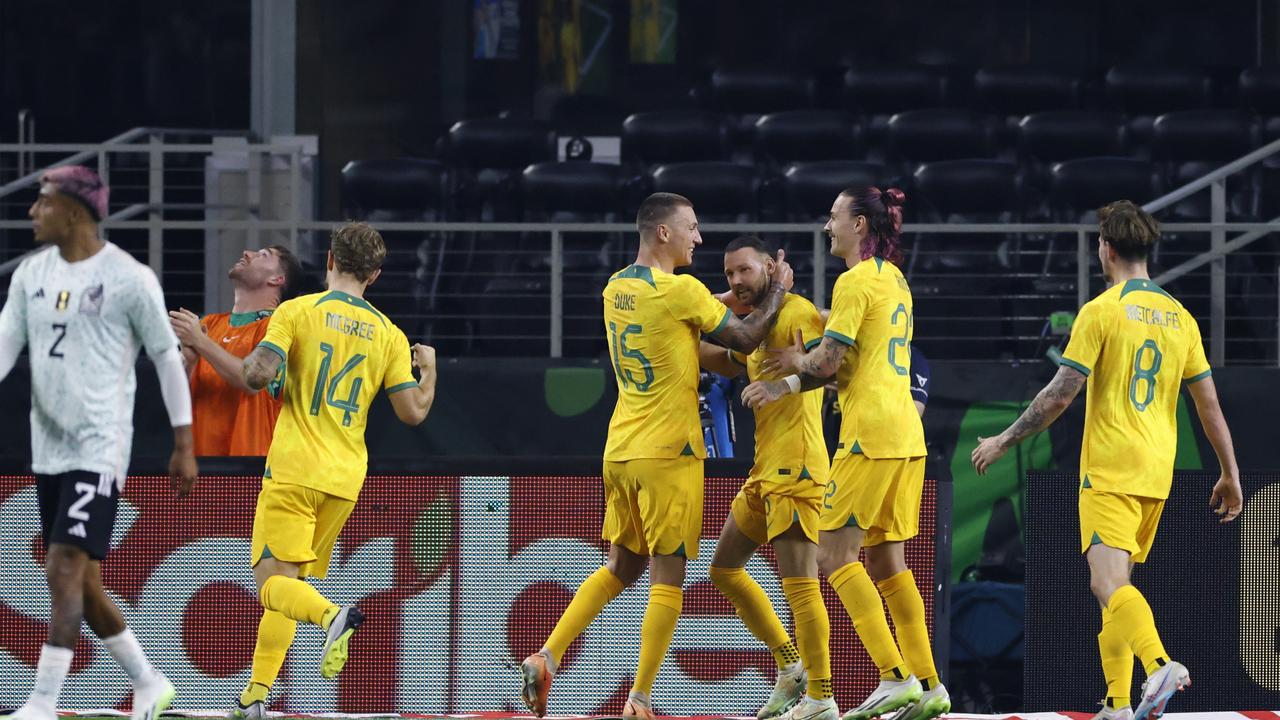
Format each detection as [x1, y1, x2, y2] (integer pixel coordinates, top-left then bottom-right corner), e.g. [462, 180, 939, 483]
[1, 135, 1277, 364]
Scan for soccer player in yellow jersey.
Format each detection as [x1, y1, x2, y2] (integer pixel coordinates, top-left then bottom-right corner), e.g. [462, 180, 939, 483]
[521, 193, 794, 720]
[745, 187, 948, 720]
[695, 235, 834, 720]
[972, 201, 1242, 720]
[231, 223, 438, 717]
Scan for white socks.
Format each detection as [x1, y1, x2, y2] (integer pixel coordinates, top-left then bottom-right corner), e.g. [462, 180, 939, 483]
[103, 628, 158, 685]
[29, 644, 73, 711]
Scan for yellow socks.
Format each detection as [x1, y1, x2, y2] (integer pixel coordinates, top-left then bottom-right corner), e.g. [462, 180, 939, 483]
[544, 567, 625, 666]
[1098, 606, 1134, 709]
[259, 575, 337, 626]
[783, 577, 832, 700]
[828, 562, 907, 681]
[876, 570, 939, 689]
[1107, 585, 1170, 675]
[633, 584, 683, 695]
[710, 567, 797, 669]
[240, 681, 270, 707]
[249, 610, 297, 692]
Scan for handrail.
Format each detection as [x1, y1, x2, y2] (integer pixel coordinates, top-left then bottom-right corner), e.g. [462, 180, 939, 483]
[1142, 135, 1280, 214]
[0, 128, 256, 201]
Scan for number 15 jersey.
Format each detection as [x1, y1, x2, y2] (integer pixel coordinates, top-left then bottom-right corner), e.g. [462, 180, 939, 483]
[602, 265, 731, 461]
[1060, 279, 1211, 499]
[258, 290, 417, 500]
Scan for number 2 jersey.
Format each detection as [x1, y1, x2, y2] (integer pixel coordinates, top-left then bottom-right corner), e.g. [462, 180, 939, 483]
[602, 265, 732, 461]
[0, 243, 179, 481]
[1060, 278, 1211, 499]
[823, 257, 926, 460]
[258, 290, 417, 500]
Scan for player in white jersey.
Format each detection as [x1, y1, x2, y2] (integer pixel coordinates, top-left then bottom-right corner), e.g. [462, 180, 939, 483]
[0, 167, 199, 720]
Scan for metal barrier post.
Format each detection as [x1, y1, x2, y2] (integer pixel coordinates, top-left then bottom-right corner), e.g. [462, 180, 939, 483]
[148, 134, 163, 276]
[1211, 180, 1226, 365]
[812, 229, 826, 309]
[1077, 230, 1089, 308]
[289, 146, 301, 250]
[551, 229, 563, 358]
[248, 146, 262, 251]
[97, 150, 109, 241]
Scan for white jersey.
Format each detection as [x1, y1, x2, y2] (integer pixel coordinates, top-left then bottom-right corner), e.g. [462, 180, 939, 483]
[0, 243, 178, 480]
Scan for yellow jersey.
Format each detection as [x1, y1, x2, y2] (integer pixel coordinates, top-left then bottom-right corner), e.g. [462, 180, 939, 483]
[602, 265, 732, 461]
[824, 257, 926, 460]
[1060, 278, 1211, 499]
[258, 290, 417, 500]
[730, 294, 829, 489]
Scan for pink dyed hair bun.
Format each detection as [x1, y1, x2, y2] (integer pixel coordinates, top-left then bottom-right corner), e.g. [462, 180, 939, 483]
[41, 165, 109, 222]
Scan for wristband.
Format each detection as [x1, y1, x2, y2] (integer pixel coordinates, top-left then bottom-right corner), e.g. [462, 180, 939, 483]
[783, 375, 801, 394]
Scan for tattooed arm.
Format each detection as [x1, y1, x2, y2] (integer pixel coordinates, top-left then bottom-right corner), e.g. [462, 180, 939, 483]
[741, 336, 849, 409]
[971, 364, 1087, 474]
[242, 346, 283, 392]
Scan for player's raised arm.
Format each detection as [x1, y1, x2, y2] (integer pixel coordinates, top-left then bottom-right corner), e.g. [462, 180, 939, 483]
[388, 343, 437, 426]
[741, 332, 847, 409]
[697, 340, 745, 378]
[971, 364, 1086, 475]
[708, 250, 794, 353]
[1185, 376, 1243, 522]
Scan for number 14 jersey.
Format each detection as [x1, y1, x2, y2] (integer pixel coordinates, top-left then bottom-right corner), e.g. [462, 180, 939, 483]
[258, 290, 416, 500]
[1061, 279, 1211, 499]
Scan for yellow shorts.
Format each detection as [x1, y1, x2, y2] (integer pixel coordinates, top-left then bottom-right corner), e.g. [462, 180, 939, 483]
[251, 478, 356, 579]
[602, 457, 703, 559]
[731, 468, 823, 545]
[1078, 488, 1165, 564]
[818, 453, 925, 546]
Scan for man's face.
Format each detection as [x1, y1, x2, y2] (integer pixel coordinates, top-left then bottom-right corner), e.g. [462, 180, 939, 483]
[229, 248, 283, 289]
[661, 204, 702, 268]
[824, 193, 863, 260]
[723, 247, 771, 308]
[28, 187, 77, 245]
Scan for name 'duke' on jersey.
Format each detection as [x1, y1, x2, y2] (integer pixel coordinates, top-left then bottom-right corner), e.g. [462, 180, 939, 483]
[613, 292, 637, 311]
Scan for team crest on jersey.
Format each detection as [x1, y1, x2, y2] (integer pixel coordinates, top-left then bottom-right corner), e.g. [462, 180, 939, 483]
[32, 288, 44, 299]
[55, 290, 70, 311]
[79, 284, 105, 315]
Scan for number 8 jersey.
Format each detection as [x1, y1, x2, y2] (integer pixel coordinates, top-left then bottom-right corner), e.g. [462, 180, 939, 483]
[602, 265, 731, 461]
[1060, 278, 1211, 500]
[823, 257, 926, 460]
[257, 290, 416, 500]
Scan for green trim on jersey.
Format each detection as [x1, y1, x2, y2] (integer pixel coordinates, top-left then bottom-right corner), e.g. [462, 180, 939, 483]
[314, 290, 387, 326]
[259, 341, 287, 363]
[386, 381, 418, 394]
[1185, 368, 1212, 384]
[824, 329, 855, 346]
[612, 264, 657, 289]
[1118, 278, 1174, 301]
[230, 309, 273, 328]
[1059, 356, 1092, 376]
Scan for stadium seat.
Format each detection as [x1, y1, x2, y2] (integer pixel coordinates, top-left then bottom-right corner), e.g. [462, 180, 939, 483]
[1018, 111, 1127, 165]
[1049, 157, 1164, 221]
[621, 110, 731, 166]
[340, 158, 453, 219]
[549, 94, 632, 136]
[843, 66, 949, 116]
[780, 160, 885, 221]
[974, 66, 1083, 117]
[707, 68, 816, 115]
[1151, 110, 1261, 220]
[885, 109, 1002, 172]
[445, 118, 557, 219]
[753, 111, 862, 167]
[521, 161, 628, 357]
[1239, 66, 1280, 115]
[911, 159, 1022, 272]
[340, 158, 454, 346]
[1104, 65, 1214, 147]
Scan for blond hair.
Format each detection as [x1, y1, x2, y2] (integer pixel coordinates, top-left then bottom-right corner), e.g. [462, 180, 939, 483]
[331, 222, 387, 282]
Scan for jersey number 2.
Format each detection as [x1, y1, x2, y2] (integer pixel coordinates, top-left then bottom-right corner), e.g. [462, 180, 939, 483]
[49, 323, 67, 358]
[1128, 339, 1163, 412]
[310, 342, 367, 427]
[887, 304, 911, 376]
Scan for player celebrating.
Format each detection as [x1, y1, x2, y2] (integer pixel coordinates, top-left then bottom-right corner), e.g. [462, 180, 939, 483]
[520, 193, 793, 720]
[231, 222, 437, 717]
[696, 236, 834, 720]
[0, 166, 197, 720]
[744, 187, 948, 720]
[971, 201, 1243, 720]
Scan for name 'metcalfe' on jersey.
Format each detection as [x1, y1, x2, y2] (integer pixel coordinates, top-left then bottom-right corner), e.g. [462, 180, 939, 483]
[602, 265, 731, 461]
[823, 257, 926, 460]
[258, 290, 417, 500]
[1060, 278, 1211, 500]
